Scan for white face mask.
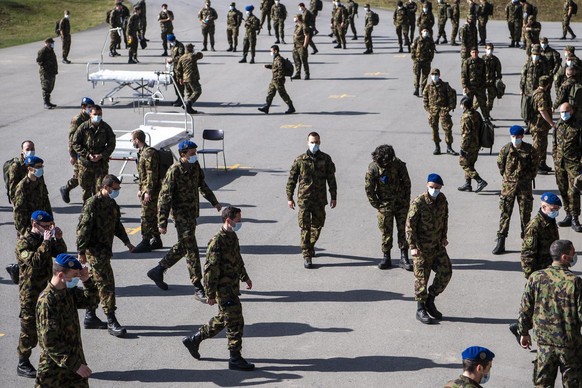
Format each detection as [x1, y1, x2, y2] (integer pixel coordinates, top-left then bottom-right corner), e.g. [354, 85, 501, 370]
[431, 75, 439, 82]
[64, 14, 69, 19]
[532, 54, 539, 62]
[91, 115, 102, 124]
[422, 31, 429, 38]
[246, 11, 250, 15]
[541, 43, 547, 49]
[428, 187, 440, 198]
[24, 150, 35, 157]
[33, 167, 44, 178]
[566, 60, 573, 67]
[230, 6, 234, 10]
[294, 17, 297, 22]
[423, 7, 428, 12]
[50, 43, 55, 49]
[486, 49, 492, 55]
[308, 143, 320, 153]
[511, 137, 522, 147]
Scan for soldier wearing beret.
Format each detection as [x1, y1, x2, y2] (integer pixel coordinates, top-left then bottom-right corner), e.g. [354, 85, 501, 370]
[530, 75, 555, 174]
[444, 346, 495, 387]
[457, 97, 488, 193]
[240, 5, 261, 63]
[36, 38, 58, 109]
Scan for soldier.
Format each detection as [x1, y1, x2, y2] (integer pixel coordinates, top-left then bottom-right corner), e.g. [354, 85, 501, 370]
[35, 254, 96, 387]
[554, 66, 579, 111]
[394, 1, 411, 53]
[175, 44, 204, 115]
[364, 145, 412, 271]
[300, 2, 319, 55]
[476, 0, 491, 45]
[523, 15, 541, 56]
[518, 240, 582, 388]
[309, 0, 321, 34]
[406, 173, 451, 325]
[126, 5, 142, 63]
[271, 0, 288, 44]
[108, 3, 123, 57]
[482, 43, 502, 114]
[167, 34, 186, 106]
[346, 0, 359, 40]
[492, 126, 536, 255]
[36, 38, 58, 109]
[411, 28, 435, 96]
[417, 3, 435, 37]
[136, 0, 148, 41]
[554, 47, 581, 94]
[462, 47, 490, 120]
[147, 141, 221, 299]
[459, 16, 477, 64]
[554, 102, 582, 233]
[198, 0, 218, 51]
[116, 0, 131, 49]
[561, 0, 577, 40]
[363, 4, 375, 54]
[182, 207, 255, 371]
[239, 5, 261, 64]
[332, 0, 349, 49]
[466, 0, 478, 18]
[286, 132, 337, 268]
[435, 0, 448, 44]
[423, 69, 458, 155]
[520, 45, 549, 127]
[530, 76, 555, 174]
[15, 211, 67, 379]
[457, 97, 488, 193]
[291, 14, 311, 80]
[540, 37, 562, 88]
[444, 346, 495, 387]
[226, 2, 243, 52]
[519, 0, 535, 49]
[450, 0, 460, 45]
[72, 105, 116, 202]
[505, 0, 523, 47]
[158, 3, 174, 56]
[60, 97, 94, 204]
[77, 174, 134, 337]
[406, 0, 418, 41]
[131, 130, 163, 253]
[260, 0, 275, 35]
[6, 140, 35, 205]
[258, 45, 296, 114]
[58, 10, 71, 64]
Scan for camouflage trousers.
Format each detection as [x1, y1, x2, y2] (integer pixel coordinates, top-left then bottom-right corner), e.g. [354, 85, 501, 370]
[40, 75, 55, 101]
[508, 20, 521, 43]
[184, 80, 202, 105]
[110, 30, 121, 52]
[35, 370, 89, 388]
[87, 250, 117, 314]
[78, 161, 108, 202]
[266, 79, 293, 107]
[478, 18, 487, 42]
[161, 29, 173, 52]
[140, 193, 160, 240]
[413, 246, 452, 302]
[61, 35, 71, 60]
[395, 25, 409, 47]
[65, 160, 79, 191]
[18, 299, 40, 359]
[227, 26, 240, 48]
[333, 25, 347, 47]
[292, 46, 309, 77]
[555, 163, 581, 217]
[428, 108, 453, 145]
[260, 10, 272, 30]
[128, 35, 138, 59]
[407, 19, 416, 41]
[451, 21, 459, 43]
[273, 19, 285, 40]
[298, 204, 326, 257]
[242, 34, 257, 57]
[348, 16, 357, 37]
[563, 16, 575, 37]
[159, 221, 202, 285]
[497, 183, 533, 237]
[531, 128, 549, 167]
[200, 297, 244, 351]
[364, 26, 373, 51]
[377, 205, 409, 253]
[466, 87, 490, 119]
[459, 150, 480, 180]
[533, 344, 581, 388]
[202, 25, 216, 48]
[413, 61, 431, 92]
[485, 85, 497, 112]
[173, 79, 185, 101]
[437, 22, 447, 41]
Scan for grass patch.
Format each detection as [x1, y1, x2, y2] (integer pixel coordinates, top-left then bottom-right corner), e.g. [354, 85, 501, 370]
[0, 0, 115, 49]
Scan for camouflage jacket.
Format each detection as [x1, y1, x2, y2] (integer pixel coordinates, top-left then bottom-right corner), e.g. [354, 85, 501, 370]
[227, 9, 243, 27]
[287, 150, 337, 207]
[157, 161, 219, 228]
[411, 36, 435, 63]
[244, 14, 261, 36]
[13, 176, 52, 236]
[76, 193, 130, 254]
[333, 5, 349, 26]
[460, 108, 482, 153]
[261, 0, 275, 12]
[68, 111, 90, 158]
[406, 191, 448, 250]
[438, 3, 449, 23]
[303, 9, 316, 28]
[365, 159, 411, 210]
[521, 210, 559, 279]
[6, 155, 27, 204]
[137, 145, 160, 196]
[347, 1, 358, 18]
[365, 10, 374, 28]
[271, 3, 287, 20]
[520, 58, 550, 95]
[564, 0, 575, 18]
[36, 46, 58, 76]
[72, 120, 116, 167]
[462, 56, 486, 89]
[393, 6, 409, 26]
[127, 13, 141, 36]
[110, 8, 124, 28]
[531, 88, 552, 131]
[477, 1, 490, 21]
[482, 54, 502, 86]
[294, 22, 311, 47]
[554, 77, 578, 110]
[518, 264, 582, 347]
[198, 7, 218, 25]
[271, 54, 286, 82]
[423, 80, 451, 110]
[204, 228, 250, 301]
[175, 52, 203, 82]
[450, 2, 460, 22]
[541, 46, 562, 77]
[459, 23, 477, 49]
[467, 1, 478, 18]
[497, 142, 536, 185]
[417, 11, 435, 29]
[505, 0, 522, 21]
[524, 21, 541, 42]
[553, 117, 582, 167]
[170, 40, 186, 64]
[444, 374, 483, 388]
[158, 9, 174, 31]
[406, 1, 418, 22]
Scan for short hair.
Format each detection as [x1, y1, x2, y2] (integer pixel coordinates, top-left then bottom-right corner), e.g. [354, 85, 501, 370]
[132, 129, 146, 143]
[102, 174, 121, 188]
[162, 3, 168, 7]
[52, 262, 73, 275]
[65, 10, 70, 15]
[21, 140, 34, 149]
[186, 43, 194, 52]
[296, 14, 303, 22]
[550, 240, 574, 261]
[299, 2, 305, 6]
[307, 131, 320, 139]
[91, 105, 102, 113]
[271, 44, 280, 52]
[371, 144, 395, 165]
[462, 359, 490, 373]
[485, 43, 494, 49]
[221, 206, 241, 222]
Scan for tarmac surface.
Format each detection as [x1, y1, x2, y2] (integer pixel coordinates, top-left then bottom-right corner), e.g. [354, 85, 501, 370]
[0, 1, 580, 387]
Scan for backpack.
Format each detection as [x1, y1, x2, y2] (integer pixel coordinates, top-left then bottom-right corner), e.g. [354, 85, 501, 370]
[446, 82, 457, 110]
[479, 116, 495, 150]
[3, 157, 18, 203]
[569, 83, 582, 119]
[54, 21, 60, 36]
[157, 148, 174, 182]
[572, 1, 579, 15]
[106, 9, 112, 24]
[283, 57, 294, 77]
[316, 0, 323, 11]
[495, 79, 506, 99]
[371, 11, 380, 26]
[484, 2, 494, 16]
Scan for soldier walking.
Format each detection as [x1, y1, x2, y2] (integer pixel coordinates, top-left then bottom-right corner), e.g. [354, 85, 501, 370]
[239, 6, 261, 63]
[394, 1, 411, 53]
[300, 2, 319, 54]
[561, 0, 577, 40]
[167, 34, 186, 106]
[406, 0, 418, 41]
[457, 96, 488, 193]
[258, 45, 296, 114]
[462, 47, 490, 120]
[482, 43, 502, 115]
[126, 5, 143, 63]
[435, 0, 448, 44]
[411, 28, 435, 96]
[226, 3, 243, 52]
[291, 14, 311, 80]
[198, 0, 218, 51]
[260, 0, 275, 35]
[423, 68, 458, 155]
[449, 0, 460, 45]
[332, 0, 349, 49]
[476, 0, 491, 45]
[175, 44, 204, 114]
[347, 0, 359, 40]
[36, 38, 58, 109]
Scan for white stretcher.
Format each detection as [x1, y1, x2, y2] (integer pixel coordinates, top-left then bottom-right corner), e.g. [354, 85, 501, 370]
[111, 112, 194, 180]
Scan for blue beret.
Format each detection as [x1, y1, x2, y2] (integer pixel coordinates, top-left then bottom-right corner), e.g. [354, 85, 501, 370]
[167, 33, 175, 42]
[509, 125, 524, 136]
[178, 140, 197, 151]
[461, 346, 495, 361]
[31, 210, 53, 222]
[55, 253, 83, 270]
[541, 192, 562, 206]
[81, 97, 94, 106]
[245, 5, 254, 11]
[24, 156, 44, 166]
[427, 173, 444, 186]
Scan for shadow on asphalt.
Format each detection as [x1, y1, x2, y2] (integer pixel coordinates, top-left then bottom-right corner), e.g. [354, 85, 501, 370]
[243, 289, 414, 303]
[444, 316, 516, 325]
[452, 258, 522, 272]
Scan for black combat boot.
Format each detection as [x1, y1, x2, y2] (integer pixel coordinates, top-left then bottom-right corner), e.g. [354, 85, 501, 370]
[17, 357, 36, 378]
[229, 350, 255, 371]
[303, 256, 313, 269]
[571, 217, 582, 233]
[509, 323, 521, 345]
[193, 281, 207, 302]
[172, 98, 182, 107]
[378, 253, 391, 270]
[291, 73, 301, 80]
[433, 143, 441, 155]
[128, 57, 137, 64]
[399, 250, 413, 271]
[147, 264, 169, 290]
[233, 45, 238, 52]
[258, 104, 270, 114]
[186, 104, 198, 114]
[558, 214, 573, 227]
[6, 263, 19, 284]
[249, 56, 255, 64]
[132, 239, 152, 253]
[446, 144, 458, 155]
[492, 236, 506, 255]
[416, 302, 434, 324]
[442, 38, 448, 44]
[285, 103, 296, 114]
[239, 56, 247, 63]
[84, 309, 107, 329]
[475, 177, 488, 193]
[161, 50, 168, 56]
[59, 186, 71, 203]
[227, 45, 233, 52]
[413, 88, 419, 96]
[201, 46, 208, 52]
[457, 179, 472, 192]
[106, 313, 127, 337]
[398, 45, 403, 53]
[150, 236, 163, 250]
[43, 98, 53, 110]
[425, 294, 443, 320]
[182, 331, 203, 359]
[434, 38, 440, 45]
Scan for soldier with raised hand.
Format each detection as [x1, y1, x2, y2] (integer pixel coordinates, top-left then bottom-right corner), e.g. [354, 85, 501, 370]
[126, 5, 142, 63]
[6, 140, 35, 205]
[518, 239, 582, 388]
[505, 0, 522, 47]
[271, 0, 288, 44]
[239, 5, 261, 63]
[198, 0, 218, 51]
[457, 96, 488, 193]
[166, 34, 186, 106]
[291, 14, 310, 80]
[530, 75, 555, 174]
[411, 28, 435, 96]
[365, 145, 412, 271]
[462, 47, 490, 120]
[435, 0, 448, 45]
[15, 211, 67, 379]
[423, 68, 457, 155]
[158, 3, 174, 56]
[406, 173, 451, 325]
[287, 132, 337, 269]
[147, 141, 221, 300]
[175, 44, 204, 114]
[346, 0, 358, 40]
[36, 38, 58, 109]
[394, 1, 410, 53]
[444, 346, 495, 387]
[561, 0, 577, 40]
[182, 207, 255, 371]
[260, 0, 275, 35]
[226, 2, 243, 52]
[482, 43, 502, 115]
[459, 16, 477, 65]
[258, 45, 296, 114]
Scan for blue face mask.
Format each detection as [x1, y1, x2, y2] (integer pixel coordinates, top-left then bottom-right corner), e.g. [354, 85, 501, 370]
[189, 155, 198, 164]
[480, 372, 490, 384]
[561, 111, 572, 121]
[66, 277, 80, 288]
[308, 143, 319, 153]
[91, 115, 102, 124]
[25, 150, 35, 157]
[33, 167, 44, 178]
[571, 254, 578, 267]
[232, 222, 242, 232]
[547, 210, 559, 219]
[109, 189, 120, 199]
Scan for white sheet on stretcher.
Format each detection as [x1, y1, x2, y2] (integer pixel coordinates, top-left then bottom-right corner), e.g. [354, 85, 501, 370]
[111, 125, 190, 159]
[89, 70, 172, 85]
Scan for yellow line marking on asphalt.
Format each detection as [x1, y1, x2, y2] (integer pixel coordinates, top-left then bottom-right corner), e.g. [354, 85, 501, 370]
[364, 72, 387, 76]
[394, 54, 407, 58]
[329, 94, 355, 99]
[125, 227, 141, 235]
[280, 123, 313, 128]
[0, 333, 5, 337]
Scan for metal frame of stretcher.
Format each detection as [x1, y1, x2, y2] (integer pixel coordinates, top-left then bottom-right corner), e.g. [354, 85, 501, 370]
[110, 112, 194, 181]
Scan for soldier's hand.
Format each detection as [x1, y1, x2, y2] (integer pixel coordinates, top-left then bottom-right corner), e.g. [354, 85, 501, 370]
[520, 335, 532, 349]
[159, 227, 167, 235]
[43, 228, 52, 241]
[442, 239, 448, 247]
[288, 200, 296, 209]
[215, 203, 222, 212]
[80, 267, 90, 282]
[94, 154, 103, 162]
[53, 226, 63, 239]
[69, 157, 76, 165]
[126, 243, 135, 252]
[76, 364, 92, 378]
[207, 298, 216, 306]
[246, 279, 253, 290]
[330, 200, 337, 209]
[143, 192, 151, 204]
[78, 253, 87, 265]
[411, 248, 421, 256]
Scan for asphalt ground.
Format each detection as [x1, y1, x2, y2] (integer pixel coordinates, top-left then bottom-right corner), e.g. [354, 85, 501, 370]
[0, 1, 580, 387]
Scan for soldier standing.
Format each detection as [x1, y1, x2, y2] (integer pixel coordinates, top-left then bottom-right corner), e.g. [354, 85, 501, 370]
[182, 207, 255, 371]
[332, 0, 349, 49]
[457, 97, 488, 193]
[462, 47, 490, 120]
[554, 66, 579, 110]
[77, 174, 134, 337]
[518, 240, 582, 388]
[406, 0, 418, 41]
[505, 0, 523, 47]
[364, 145, 412, 271]
[459, 16, 477, 65]
[346, 0, 359, 40]
[136, 0, 148, 41]
[523, 15, 541, 56]
[271, 0, 288, 44]
[482, 43, 502, 115]
[167, 34, 186, 106]
[175, 44, 204, 114]
[291, 14, 311, 80]
[300, 2, 319, 55]
[126, 5, 142, 63]
[147, 141, 221, 299]
[260, 0, 275, 35]
[309, 0, 321, 34]
[363, 4, 375, 54]
[554, 46, 581, 94]
[530, 76, 555, 174]
[117, 0, 131, 49]
[406, 173, 451, 325]
[239, 6, 261, 63]
[226, 2, 243, 52]
[476, 0, 491, 45]
[435, 0, 448, 44]
[520, 45, 549, 127]
[561, 0, 577, 40]
[15, 211, 67, 379]
[58, 10, 71, 64]
[286, 132, 337, 268]
[108, 3, 123, 57]
[417, 4, 435, 37]
[198, 0, 218, 51]
[6, 140, 36, 205]
[541, 37, 562, 90]
[158, 3, 174, 56]
[519, 0, 535, 49]
[36, 38, 58, 109]
[444, 346, 495, 387]
[394, 1, 411, 53]
[411, 28, 435, 96]
[449, 0, 460, 45]
[492, 126, 536, 255]
[423, 68, 458, 155]
[258, 45, 296, 114]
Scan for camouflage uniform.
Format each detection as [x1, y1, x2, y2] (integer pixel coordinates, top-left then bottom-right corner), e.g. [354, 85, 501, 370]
[504, 0, 523, 47]
[450, 2, 460, 44]
[158, 7, 174, 54]
[482, 52, 502, 112]
[332, 4, 349, 48]
[293, 21, 310, 78]
[58, 15, 71, 61]
[303, 8, 319, 52]
[406, 0, 418, 40]
[553, 117, 582, 218]
[175, 51, 203, 106]
[459, 108, 483, 180]
[109, 7, 123, 54]
[136, 0, 147, 38]
[496, 141, 536, 237]
[521, 210, 559, 279]
[523, 18, 541, 56]
[518, 264, 582, 387]
[126, 12, 141, 60]
[72, 119, 116, 202]
[364, 9, 374, 52]
[406, 191, 452, 302]
[77, 193, 131, 314]
[16, 231, 67, 361]
[242, 13, 261, 61]
[563, 0, 576, 39]
[411, 35, 435, 93]
[170, 40, 186, 99]
[417, 9, 435, 37]
[554, 55, 582, 95]
[199, 228, 250, 350]
[198, 5, 218, 50]
[444, 375, 483, 388]
[520, 56, 549, 124]
[286, 150, 337, 257]
[423, 79, 454, 145]
[520, 2, 536, 47]
[393, 5, 410, 50]
[365, 159, 411, 254]
[6, 155, 27, 204]
[346, 0, 358, 39]
[157, 161, 219, 286]
[476, 1, 490, 44]
[553, 76, 578, 110]
[271, 2, 287, 43]
[226, 7, 243, 50]
[64, 110, 90, 192]
[137, 145, 161, 242]
[260, 0, 275, 33]
[459, 21, 477, 63]
[36, 45, 58, 105]
[13, 177, 52, 237]
[35, 280, 97, 387]
[462, 55, 490, 119]
[541, 43, 562, 90]
[436, 2, 448, 43]
[530, 88, 553, 168]
[264, 54, 293, 108]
